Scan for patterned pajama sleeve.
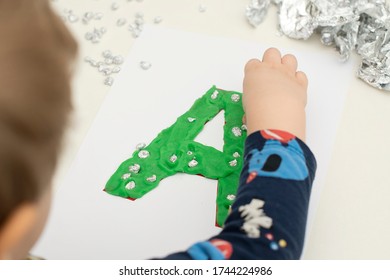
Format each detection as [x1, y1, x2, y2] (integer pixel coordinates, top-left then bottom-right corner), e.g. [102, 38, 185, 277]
[161, 129, 317, 260]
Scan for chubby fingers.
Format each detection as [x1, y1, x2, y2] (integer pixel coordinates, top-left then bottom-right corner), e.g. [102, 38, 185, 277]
[296, 71, 308, 89]
[244, 58, 261, 73]
[281, 54, 298, 72]
[245, 47, 303, 78]
[244, 48, 282, 73]
[262, 47, 282, 63]
[262, 48, 298, 71]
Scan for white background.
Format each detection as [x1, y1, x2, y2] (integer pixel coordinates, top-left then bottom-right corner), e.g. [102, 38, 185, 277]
[31, 0, 390, 259]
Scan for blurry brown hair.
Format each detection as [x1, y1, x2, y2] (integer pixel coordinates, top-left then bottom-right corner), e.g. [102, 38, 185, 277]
[0, 0, 78, 228]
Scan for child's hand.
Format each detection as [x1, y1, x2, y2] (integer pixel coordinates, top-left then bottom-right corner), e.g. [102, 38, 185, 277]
[243, 48, 308, 141]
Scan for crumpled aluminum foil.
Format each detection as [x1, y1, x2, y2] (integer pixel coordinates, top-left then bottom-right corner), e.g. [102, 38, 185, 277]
[279, 0, 317, 40]
[246, 0, 271, 27]
[246, 0, 390, 91]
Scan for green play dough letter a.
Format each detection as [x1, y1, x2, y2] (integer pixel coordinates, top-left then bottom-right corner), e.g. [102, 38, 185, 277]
[105, 86, 246, 227]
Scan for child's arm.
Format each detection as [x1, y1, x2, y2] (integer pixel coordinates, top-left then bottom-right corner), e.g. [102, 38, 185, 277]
[160, 48, 316, 260]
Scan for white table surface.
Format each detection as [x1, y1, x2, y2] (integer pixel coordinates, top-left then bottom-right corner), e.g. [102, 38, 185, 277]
[42, 0, 390, 259]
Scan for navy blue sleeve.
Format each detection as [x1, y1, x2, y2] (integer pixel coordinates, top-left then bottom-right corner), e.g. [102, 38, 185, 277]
[161, 129, 316, 260]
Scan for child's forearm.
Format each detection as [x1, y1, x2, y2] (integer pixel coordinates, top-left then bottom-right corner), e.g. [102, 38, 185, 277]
[209, 130, 316, 259]
[245, 100, 306, 142]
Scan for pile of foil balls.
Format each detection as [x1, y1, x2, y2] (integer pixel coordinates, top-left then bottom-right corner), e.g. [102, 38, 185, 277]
[246, 0, 390, 91]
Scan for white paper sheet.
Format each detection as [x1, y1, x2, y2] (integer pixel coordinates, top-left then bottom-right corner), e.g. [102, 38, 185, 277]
[33, 26, 353, 259]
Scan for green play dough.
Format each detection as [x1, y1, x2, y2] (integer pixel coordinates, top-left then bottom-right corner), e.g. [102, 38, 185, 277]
[105, 85, 246, 226]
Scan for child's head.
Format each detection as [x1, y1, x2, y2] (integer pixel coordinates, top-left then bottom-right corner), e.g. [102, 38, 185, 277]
[0, 0, 77, 259]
